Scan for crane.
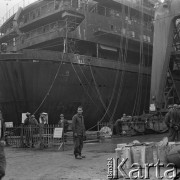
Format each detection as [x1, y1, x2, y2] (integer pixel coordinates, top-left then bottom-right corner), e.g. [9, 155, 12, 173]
[150, 0, 180, 111]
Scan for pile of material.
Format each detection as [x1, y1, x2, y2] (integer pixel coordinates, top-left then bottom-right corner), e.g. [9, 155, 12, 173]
[115, 138, 180, 168]
[99, 126, 112, 138]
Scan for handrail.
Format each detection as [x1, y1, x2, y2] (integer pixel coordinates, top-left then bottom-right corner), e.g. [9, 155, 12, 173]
[1, 0, 39, 25]
[90, 4, 153, 32]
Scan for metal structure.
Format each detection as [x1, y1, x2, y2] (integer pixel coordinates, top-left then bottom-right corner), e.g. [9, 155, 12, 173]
[150, 0, 180, 109]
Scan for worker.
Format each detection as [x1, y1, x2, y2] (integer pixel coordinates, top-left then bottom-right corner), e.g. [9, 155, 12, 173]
[164, 104, 180, 141]
[114, 118, 122, 135]
[39, 112, 48, 124]
[39, 113, 48, 148]
[72, 106, 86, 159]
[121, 113, 127, 121]
[58, 114, 69, 142]
[114, 114, 126, 135]
[0, 110, 6, 179]
[58, 114, 69, 133]
[24, 113, 38, 148]
[24, 112, 31, 147]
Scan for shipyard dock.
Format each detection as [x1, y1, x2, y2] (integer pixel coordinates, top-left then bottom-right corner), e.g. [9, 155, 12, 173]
[4, 133, 175, 180]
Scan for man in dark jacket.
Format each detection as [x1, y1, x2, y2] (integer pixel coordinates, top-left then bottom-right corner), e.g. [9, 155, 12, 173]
[58, 114, 69, 133]
[72, 106, 86, 159]
[24, 113, 38, 147]
[0, 110, 6, 180]
[164, 104, 180, 141]
[24, 112, 31, 147]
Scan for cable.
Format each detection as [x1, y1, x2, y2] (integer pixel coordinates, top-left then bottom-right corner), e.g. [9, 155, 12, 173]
[132, 0, 144, 116]
[143, 15, 151, 112]
[88, 3, 134, 130]
[68, 42, 107, 116]
[62, 18, 101, 109]
[32, 53, 63, 115]
[108, 3, 131, 124]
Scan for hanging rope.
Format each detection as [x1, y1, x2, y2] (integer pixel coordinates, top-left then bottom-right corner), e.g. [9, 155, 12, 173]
[132, 0, 144, 116]
[108, 2, 131, 124]
[93, 6, 127, 124]
[32, 53, 63, 115]
[67, 40, 100, 104]
[143, 33, 151, 112]
[136, 0, 145, 116]
[88, 2, 131, 129]
[74, 5, 127, 130]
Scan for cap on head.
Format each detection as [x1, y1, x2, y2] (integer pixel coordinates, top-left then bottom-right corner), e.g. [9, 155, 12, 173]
[168, 105, 173, 109]
[60, 114, 64, 117]
[78, 106, 83, 110]
[41, 112, 47, 115]
[26, 112, 31, 117]
[31, 115, 35, 118]
[173, 104, 178, 109]
[123, 113, 126, 116]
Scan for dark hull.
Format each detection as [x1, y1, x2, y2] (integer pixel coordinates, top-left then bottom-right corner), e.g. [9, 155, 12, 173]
[0, 59, 150, 129]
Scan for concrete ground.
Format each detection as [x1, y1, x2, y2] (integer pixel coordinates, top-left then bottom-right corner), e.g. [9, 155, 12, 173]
[3, 133, 177, 180]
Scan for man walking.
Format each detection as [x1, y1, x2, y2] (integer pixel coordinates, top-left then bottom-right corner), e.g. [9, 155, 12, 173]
[72, 106, 86, 159]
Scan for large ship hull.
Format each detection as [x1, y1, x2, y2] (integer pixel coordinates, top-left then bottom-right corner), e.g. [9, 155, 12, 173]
[0, 52, 150, 129]
[0, 0, 154, 129]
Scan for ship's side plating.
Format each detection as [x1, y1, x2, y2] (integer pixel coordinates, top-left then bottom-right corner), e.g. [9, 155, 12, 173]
[0, 0, 153, 128]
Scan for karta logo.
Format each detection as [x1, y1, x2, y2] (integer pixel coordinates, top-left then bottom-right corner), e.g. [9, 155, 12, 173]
[107, 158, 177, 179]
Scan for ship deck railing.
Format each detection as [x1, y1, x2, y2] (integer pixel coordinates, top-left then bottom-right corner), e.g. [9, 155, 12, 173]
[1, 0, 37, 25]
[18, 19, 80, 42]
[15, 6, 153, 45]
[0, 0, 154, 34]
[90, 3, 153, 32]
[1, 0, 83, 30]
[12, 19, 152, 48]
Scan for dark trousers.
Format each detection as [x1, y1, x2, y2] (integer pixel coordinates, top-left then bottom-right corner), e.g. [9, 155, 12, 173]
[115, 122, 122, 135]
[0, 144, 6, 179]
[73, 135, 83, 157]
[25, 130, 35, 147]
[168, 128, 179, 141]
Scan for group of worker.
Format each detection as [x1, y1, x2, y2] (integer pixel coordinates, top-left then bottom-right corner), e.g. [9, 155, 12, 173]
[23, 112, 69, 148]
[24, 112, 69, 130]
[22, 106, 86, 160]
[114, 104, 180, 141]
[1, 103, 180, 179]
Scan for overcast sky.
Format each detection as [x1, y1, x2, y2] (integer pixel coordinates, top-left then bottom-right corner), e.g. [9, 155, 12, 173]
[0, 0, 37, 24]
